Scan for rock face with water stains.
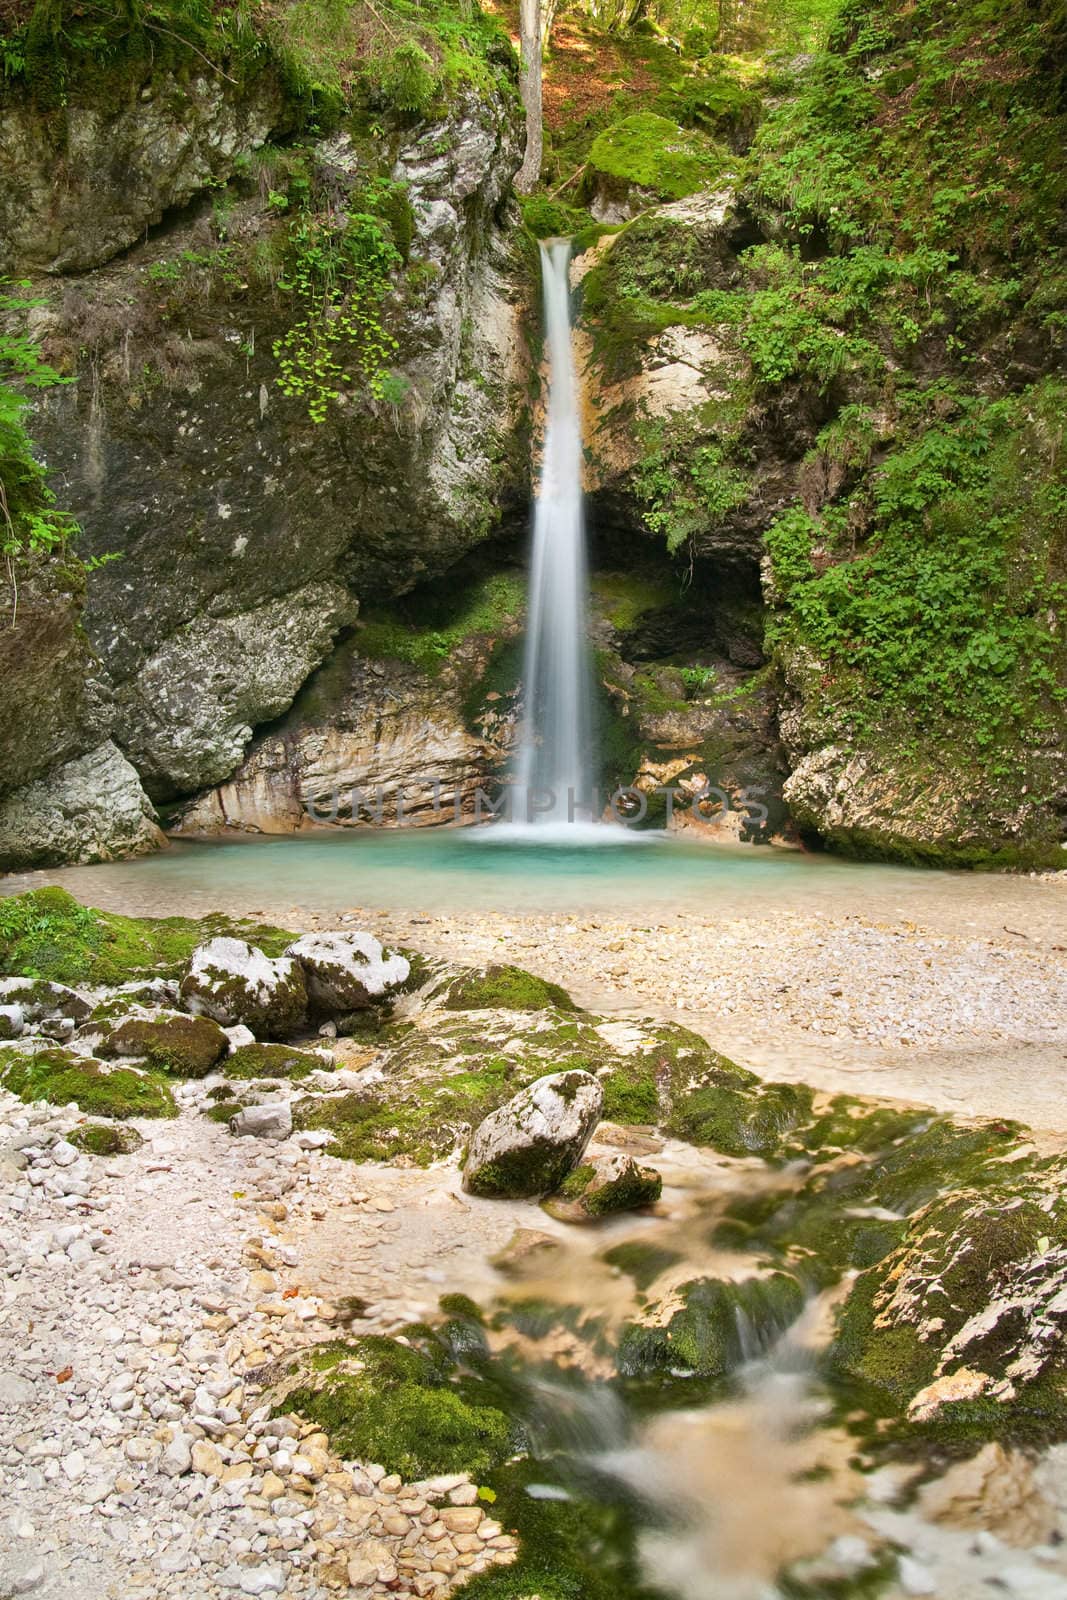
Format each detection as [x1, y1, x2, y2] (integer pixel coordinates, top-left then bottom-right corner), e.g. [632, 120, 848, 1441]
[463, 1071, 605, 1198]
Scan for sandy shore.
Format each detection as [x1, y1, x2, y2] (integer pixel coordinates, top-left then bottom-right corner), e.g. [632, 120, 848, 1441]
[5, 854, 1066, 1132]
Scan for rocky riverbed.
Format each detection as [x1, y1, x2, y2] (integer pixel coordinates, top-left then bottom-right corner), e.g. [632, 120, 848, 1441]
[2, 878, 1067, 1600]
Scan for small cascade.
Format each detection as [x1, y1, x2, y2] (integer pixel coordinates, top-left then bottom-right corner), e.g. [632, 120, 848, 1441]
[512, 238, 597, 828]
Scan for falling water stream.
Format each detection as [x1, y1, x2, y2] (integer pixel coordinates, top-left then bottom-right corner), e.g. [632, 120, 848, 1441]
[512, 238, 597, 829]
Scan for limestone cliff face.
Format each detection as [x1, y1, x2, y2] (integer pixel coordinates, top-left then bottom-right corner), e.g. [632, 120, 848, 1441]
[0, 62, 532, 863]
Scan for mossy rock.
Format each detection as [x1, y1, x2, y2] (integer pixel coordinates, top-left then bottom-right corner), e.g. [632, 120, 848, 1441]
[68, 1122, 144, 1156]
[617, 1271, 805, 1378]
[667, 1072, 813, 1159]
[585, 112, 731, 204]
[0, 887, 294, 986]
[98, 1013, 229, 1078]
[224, 1042, 327, 1081]
[601, 1239, 682, 1292]
[0, 975, 91, 1022]
[444, 964, 577, 1013]
[546, 1154, 662, 1221]
[830, 1183, 1067, 1443]
[274, 1333, 516, 1480]
[0, 1046, 177, 1119]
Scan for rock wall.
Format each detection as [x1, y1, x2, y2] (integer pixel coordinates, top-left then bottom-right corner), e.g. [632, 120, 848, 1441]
[0, 54, 533, 863]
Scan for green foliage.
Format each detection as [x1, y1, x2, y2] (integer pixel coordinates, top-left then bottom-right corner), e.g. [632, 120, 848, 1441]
[633, 411, 751, 554]
[273, 190, 405, 423]
[764, 380, 1067, 767]
[0, 281, 76, 564]
[0, 1046, 178, 1119]
[0, 887, 294, 985]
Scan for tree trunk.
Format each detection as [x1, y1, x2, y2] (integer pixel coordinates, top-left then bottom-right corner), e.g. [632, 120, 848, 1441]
[515, 0, 543, 195]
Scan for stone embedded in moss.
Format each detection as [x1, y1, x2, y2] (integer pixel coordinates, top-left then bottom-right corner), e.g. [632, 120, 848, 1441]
[98, 1011, 229, 1077]
[224, 1042, 326, 1080]
[463, 1071, 604, 1199]
[444, 964, 577, 1014]
[830, 1184, 1067, 1439]
[585, 112, 731, 206]
[180, 937, 307, 1037]
[0, 1046, 177, 1119]
[68, 1122, 144, 1156]
[273, 1334, 515, 1480]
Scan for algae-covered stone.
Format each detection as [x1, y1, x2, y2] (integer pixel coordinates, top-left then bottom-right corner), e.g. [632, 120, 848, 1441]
[69, 1122, 144, 1156]
[463, 1070, 603, 1198]
[285, 931, 409, 1013]
[0, 1046, 177, 1119]
[444, 964, 577, 1013]
[224, 1043, 326, 1080]
[271, 1333, 515, 1481]
[545, 1153, 663, 1222]
[98, 1011, 229, 1077]
[180, 937, 307, 1036]
[617, 1271, 805, 1378]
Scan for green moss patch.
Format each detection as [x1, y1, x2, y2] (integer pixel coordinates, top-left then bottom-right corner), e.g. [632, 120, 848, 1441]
[0, 888, 294, 986]
[618, 1271, 806, 1378]
[224, 1042, 326, 1080]
[68, 1122, 144, 1156]
[586, 112, 731, 203]
[276, 1333, 515, 1480]
[98, 1013, 229, 1078]
[0, 1046, 177, 1119]
[444, 964, 577, 1013]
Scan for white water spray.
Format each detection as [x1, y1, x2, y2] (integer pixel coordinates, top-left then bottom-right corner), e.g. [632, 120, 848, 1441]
[512, 239, 596, 828]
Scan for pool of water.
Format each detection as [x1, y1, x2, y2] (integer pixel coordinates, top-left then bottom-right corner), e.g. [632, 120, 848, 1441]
[0, 824, 982, 922]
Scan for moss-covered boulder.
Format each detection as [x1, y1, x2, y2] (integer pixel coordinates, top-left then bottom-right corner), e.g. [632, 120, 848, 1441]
[444, 964, 577, 1013]
[271, 1333, 516, 1480]
[617, 1271, 806, 1378]
[68, 1122, 144, 1156]
[180, 937, 307, 1037]
[285, 931, 409, 1013]
[583, 112, 733, 217]
[98, 1011, 229, 1077]
[224, 1042, 327, 1080]
[0, 1046, 177, 1118]
[545, 1153, 663, 1222]
[463, 1070, 604, 1199]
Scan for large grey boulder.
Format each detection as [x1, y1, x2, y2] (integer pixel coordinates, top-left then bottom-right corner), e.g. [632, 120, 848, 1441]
[286, 932, 410, 1013]
[180, 938, 307, 1038]
[0, 742, 163, 870]
[463, 1071, 604, 1199]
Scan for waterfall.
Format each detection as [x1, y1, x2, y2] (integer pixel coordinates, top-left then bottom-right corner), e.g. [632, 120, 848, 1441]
[512, 239, 596, 828]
